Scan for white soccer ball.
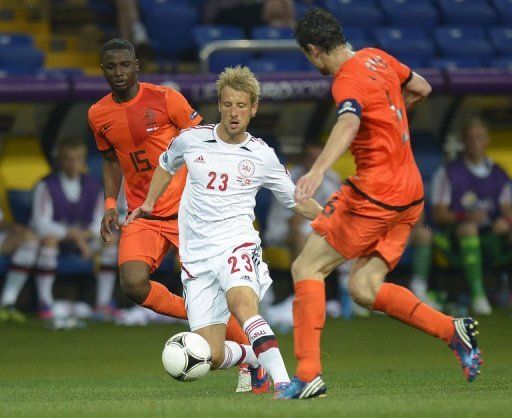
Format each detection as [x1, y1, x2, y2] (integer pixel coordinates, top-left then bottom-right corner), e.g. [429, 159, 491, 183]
[162, 332, 212, 382]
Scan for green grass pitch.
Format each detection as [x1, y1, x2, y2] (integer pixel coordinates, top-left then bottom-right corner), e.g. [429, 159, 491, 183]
[1, 311, 511, 418]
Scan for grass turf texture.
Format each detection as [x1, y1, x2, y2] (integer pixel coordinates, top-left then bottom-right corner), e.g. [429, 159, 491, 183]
[1, 312, 511, 418]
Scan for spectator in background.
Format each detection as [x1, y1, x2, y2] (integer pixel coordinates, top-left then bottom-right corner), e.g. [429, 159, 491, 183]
[408, 216, 441, 310]
[112, 0, 151, 58]
[264, 144, 367, 324]
[0, 210, 39, 322]
[31, 137, 118, 325]
[431, 118, 512, 315]
[203, 0, 295, 36]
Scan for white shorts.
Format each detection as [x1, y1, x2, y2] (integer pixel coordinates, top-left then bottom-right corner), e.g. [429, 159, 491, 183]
[181, 243, 272, 331]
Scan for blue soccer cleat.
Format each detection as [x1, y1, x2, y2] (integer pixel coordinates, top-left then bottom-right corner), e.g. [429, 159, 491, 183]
[250, 365, 270, 394]
[449, 317, 482, 382]
[275, 375, 326, 399]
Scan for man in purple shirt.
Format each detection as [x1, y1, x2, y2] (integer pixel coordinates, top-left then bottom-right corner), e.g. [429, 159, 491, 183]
[431, 118, 512, 315]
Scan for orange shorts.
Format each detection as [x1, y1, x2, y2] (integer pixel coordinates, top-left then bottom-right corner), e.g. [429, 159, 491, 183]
[311, 185, 423, 270]
[118, 218, 179, 273]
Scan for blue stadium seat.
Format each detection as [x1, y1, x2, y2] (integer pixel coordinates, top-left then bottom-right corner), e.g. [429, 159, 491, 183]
[251, 26, 294, 40]
[379, 0, 439, 29]
[434, 27, 494, 62]
[488, 27, 512, 56]
[0, 46, 44, 75]
[344, 27, 372, 49]
[438, 0, 498, 27]
[7, 190, 32, 225]
[193, 25, 250, 72]
[374, 27, 435, 63]
[193, 25, 245, 48]
[430, 56, 484, 69]
[0, 33, 33, 47]
[145, 6, 199, 57]
[491, 0, 512, 24]
[399, 56, 430, 68]
[248, 58, 303, 72]
[490, 56, 512, 68]
[325, 0, 384, 31]
[139, 0, 192, 18]
[294, 1, 327, 18]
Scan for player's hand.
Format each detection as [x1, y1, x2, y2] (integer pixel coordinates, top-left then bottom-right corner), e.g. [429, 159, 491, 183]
[124, 202, 153, 226]
[294, 170, 324, 204]
[466, 209, 488, 224]
[493, 217, 510, 235]
[101, 208, 119, 243]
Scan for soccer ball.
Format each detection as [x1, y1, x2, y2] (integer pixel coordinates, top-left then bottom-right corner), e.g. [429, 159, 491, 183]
[162, 332, 212, 382]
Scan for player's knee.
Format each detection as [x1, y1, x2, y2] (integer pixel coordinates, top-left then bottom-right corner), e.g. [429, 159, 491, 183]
[41, 235, 59, 248]
[348, 276, 381, 308]
[119, 264, 150, 303]
[291, 256, 319, 282]
[228, 293, 258, 324]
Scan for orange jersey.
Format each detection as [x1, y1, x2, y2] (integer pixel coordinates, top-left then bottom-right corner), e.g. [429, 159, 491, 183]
[332, 48, 423, 208]
[88, 82, 202, 217]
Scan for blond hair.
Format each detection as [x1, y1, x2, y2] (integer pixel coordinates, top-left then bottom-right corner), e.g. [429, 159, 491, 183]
[216, 65, 260, 104]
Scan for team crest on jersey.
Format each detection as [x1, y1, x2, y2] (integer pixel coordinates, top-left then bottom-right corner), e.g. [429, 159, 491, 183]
[144, 108, 159, 133]
[190, 110, 198, 120]
[238, 159, 255, 177]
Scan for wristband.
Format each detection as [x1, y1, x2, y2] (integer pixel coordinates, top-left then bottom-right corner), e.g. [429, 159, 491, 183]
[105, 197, 117, 210]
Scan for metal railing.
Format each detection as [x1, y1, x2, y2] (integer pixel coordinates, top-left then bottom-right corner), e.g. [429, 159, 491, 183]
[198, 39, 301, 72]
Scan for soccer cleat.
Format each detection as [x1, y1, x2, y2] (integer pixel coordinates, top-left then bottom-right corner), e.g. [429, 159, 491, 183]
[38, 303, 53, 320]
[275, 375, 327, 399]
[235, 363, 252, 393]
[273, 382, 290, 396]
[249, 365, 270, 394]
[449, 317, 483, 382]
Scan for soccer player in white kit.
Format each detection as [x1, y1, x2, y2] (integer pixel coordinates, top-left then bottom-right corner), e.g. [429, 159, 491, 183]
[126, 66, 322, 394]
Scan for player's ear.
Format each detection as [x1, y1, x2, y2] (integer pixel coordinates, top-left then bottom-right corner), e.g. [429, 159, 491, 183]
[307, 44, 319, 58]
[134, 59, 140, 72]
[251, 101, 258, 118]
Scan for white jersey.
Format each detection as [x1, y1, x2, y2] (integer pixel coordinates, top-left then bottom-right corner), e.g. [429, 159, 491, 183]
[159, 123, 296, 262]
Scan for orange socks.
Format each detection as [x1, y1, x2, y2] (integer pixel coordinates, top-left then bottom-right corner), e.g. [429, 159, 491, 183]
[293, 279, 326, 382]
[226, 315, 249, 345]
[141, 280, 187, 320]
[373, 283, 454, 343]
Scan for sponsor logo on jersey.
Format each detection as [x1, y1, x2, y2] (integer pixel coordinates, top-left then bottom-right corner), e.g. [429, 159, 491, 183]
[194, 155, 205, 164]
[238, 159, 255, 177]
[236, 177, 252, 187]
[240, 275, 252, 282]
[99, 122, 113, 141]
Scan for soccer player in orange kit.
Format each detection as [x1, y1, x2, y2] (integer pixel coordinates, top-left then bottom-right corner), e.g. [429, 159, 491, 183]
[88, 39, 254, 392]
[276, 9, 482, 399]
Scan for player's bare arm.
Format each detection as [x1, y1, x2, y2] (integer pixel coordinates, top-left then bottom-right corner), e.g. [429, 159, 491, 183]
[124, 165, 172, 225]
[100, 148, 122, 242]
[295, 113, 360, 203]
[402, 72, 432, 111]
[292, 198, 323, 220]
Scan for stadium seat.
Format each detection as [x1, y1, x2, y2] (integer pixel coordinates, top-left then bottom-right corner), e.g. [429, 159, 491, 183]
[491, 0, 512, 25]
[438, 0, 498, 27]
[488, 27, 512, 56]
[294, 0, 327, 18]
[251, 26, 294, 41]
[430, 56, 483, 69]
[399, 56, 430, 68]
[145, 6, 199, 57]
[7, 189, 32, 225]
[434, 27, 495, 62]
[139, 0, 192, 18]
[490, 56, 512, 68]
[344, 27, 372, 49]
[0, 33, 33, 47]
[325, 0, 384, 31]
[379, 0, 439, 29]
[374, 27, 435, 63]
[251, 26, 303, 70]
[0, 45, 44, 75]
[248, 58, 303, 72]
[193, 25, 250, 72]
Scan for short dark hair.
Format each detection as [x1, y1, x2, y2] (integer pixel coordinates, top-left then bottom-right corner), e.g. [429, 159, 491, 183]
[54, 136, 87, 156]
[101, 38, 135, 59]
[294, 8, 346, 54]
